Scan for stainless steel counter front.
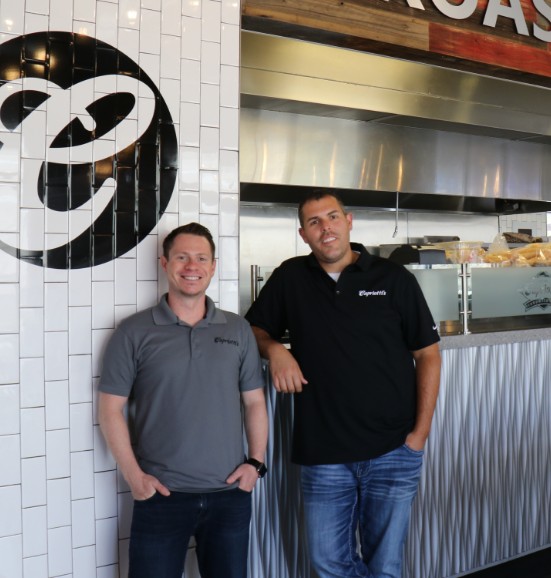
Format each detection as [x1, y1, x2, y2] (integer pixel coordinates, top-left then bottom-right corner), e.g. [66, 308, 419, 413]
[248, 335, 551, 577]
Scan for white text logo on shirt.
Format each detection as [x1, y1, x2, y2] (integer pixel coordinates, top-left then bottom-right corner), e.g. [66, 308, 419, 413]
[358, 290, 387, 297]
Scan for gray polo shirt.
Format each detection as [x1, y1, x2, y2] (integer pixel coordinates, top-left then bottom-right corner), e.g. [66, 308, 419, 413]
[99, 295, 265, 492]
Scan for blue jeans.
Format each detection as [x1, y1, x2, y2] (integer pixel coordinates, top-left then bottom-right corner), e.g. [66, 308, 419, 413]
[128, 488, 252, 578]
[301, 445, 424, 578]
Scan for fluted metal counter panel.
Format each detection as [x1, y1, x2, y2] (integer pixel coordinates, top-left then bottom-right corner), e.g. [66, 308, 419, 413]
[405, 341, 551, 577]
[249, 365, 312, 578]
[249, 341, 551, 578]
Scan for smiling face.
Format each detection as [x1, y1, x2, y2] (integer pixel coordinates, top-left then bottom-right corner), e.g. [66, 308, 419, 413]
[160, 233, 216, 300]
[298, 195, 354, 272]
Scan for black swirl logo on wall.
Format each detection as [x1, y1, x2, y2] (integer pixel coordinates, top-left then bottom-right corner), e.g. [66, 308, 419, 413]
[0, 32, 178, 269]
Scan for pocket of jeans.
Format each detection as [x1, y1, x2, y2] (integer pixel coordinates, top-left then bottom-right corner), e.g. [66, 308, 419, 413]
[402, 443, 424, 456]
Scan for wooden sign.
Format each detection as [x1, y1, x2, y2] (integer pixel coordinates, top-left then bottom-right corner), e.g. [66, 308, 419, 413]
[242, 0, 551, 86]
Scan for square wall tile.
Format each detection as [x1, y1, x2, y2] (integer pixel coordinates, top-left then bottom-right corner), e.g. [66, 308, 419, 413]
[44, 331, 68, 381]
[161, 78, 181, 125]
[44, 284, 68, 332]
[73, 544, 97, 578]
[20, 358, 45, 408]
[201, 83, 220, 128]
[0, 485, 22, 537]
[199, 127, 219, 171]
[20, 262, 44, 308]
[220, 107, 239, 151]
[0, 383, 20, 435]
[70, 403, 94, 452]
[221, 23, 239, 66]
[137, 281, 158, 311]
[202, 0, 221, 43]
[0, 0, 24, 34]
[0, 435, 20, 486]
[21, 457, 47, 508]
[181, 59, 201, 104]
[20, 308, 44, 358]
[45, 381, 69, 431]
[140, 9, 161, 54]
[201, 41, 221, 85]
[69, 307, 92, 355]
[47, 477, 71, 529]
[220, 65, 239, 109]
[181, 15, 201, 60]
[46, 429, 70, 479]
[219, 279, 238, 314]
[69, 354, 93, 404]
[0, 284, 19, 334]
[0, 182, 18, 233]
[69, 268, 92, 306]
[47, 526, 72, 577]
[22, 506, 47, 557]
[182, 0, 201, 17]
[137, 235, 159, 282]
[161, 35, 181, 79]
[0, 535, 23, 578]
[180, 103, 200, 147]
[0, 334, 19, 384]
[21, 408, 45, 459]
[115, 259, 137, 305]
[23, 554, 47, 578]
[73, 0, 96, 20]
[95, 470, 118, 519]
[222, 0, 240, 25]
[219, 194, 238, 236]
[96, 517, 119, 566]
[92, 282, 115, 330]
[200, 171, 219, 214]
[96, 0, 119, 46]
[219, 236, 238, 280]
[71, 498, 96, 548]
[71, 451, 95, 500]
[162, 0, 181, 35]
[0, 241, 19, 282]
[179, 146, 200, 190]
[92, 328, 112, 378]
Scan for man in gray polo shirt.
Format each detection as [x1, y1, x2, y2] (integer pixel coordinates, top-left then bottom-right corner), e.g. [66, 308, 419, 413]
[98, 222, 268, 578]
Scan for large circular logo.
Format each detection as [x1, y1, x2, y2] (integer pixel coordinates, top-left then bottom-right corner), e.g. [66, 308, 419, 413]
[0, 32, 178, 269]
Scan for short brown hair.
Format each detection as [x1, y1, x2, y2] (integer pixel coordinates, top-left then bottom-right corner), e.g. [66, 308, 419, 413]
[162, 223, 216, 259]
[298, 190, 347, 227]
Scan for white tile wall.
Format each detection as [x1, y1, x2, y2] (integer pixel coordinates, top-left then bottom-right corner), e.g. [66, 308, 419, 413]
[22, 506, 47, 558]
[3, 2, 240, 577]
[21, 457, 47, 508]
[47, 477, 72, 528]
[0, 435, 21, 486]
[0, 484, 22, 537]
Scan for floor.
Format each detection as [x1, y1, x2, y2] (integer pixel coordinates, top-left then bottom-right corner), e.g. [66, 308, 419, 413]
[465, 547, 551, 577]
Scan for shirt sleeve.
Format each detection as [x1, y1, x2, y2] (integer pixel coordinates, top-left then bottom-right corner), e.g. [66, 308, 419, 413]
[245, 264, 289, 340]
[98, 325, 137, 397]
[238, 320, 266, 392]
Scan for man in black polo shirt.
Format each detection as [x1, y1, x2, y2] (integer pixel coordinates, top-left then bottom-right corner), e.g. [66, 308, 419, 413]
[245, 191, 441, 578]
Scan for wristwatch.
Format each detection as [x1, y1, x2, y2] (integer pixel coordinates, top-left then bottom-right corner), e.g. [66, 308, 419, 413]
[245, 457, 267, 478]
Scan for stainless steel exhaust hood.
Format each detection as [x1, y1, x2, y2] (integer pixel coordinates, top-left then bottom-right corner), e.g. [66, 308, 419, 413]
[240, 32, 551, 213]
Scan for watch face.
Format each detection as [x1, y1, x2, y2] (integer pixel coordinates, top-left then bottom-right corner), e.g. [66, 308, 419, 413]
[246, 458, 267, 477]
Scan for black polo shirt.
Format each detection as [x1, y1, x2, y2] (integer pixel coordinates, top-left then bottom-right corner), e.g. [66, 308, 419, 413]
[245, 243, 440, 465]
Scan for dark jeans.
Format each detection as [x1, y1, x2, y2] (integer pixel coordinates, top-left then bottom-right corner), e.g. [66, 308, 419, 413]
[128, 488, 252, 578]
